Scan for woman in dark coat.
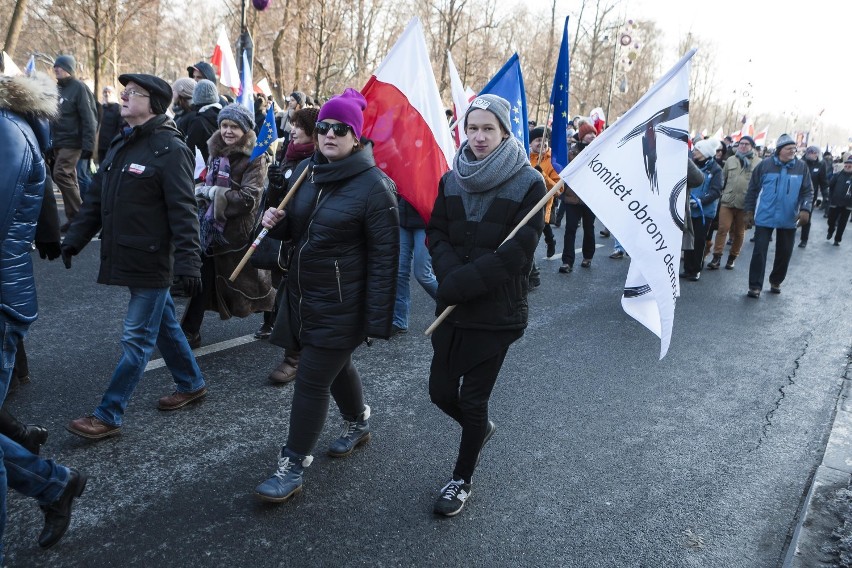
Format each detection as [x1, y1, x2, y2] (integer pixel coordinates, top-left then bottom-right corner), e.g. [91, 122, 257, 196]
[254, 88, 399, 503]
[180, 103, 275, 347]
[426, 95, 545, 516]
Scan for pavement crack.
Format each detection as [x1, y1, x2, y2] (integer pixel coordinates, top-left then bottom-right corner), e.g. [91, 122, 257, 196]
[751, 334, 811, 452]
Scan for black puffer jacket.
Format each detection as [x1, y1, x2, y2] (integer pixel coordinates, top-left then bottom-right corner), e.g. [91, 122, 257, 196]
[187, 104, 220, 164]
[428, 166, 545, 330]
[829, 170, 852, 209]
[64, 114, 202, 287]
[268, 142, 399, 350]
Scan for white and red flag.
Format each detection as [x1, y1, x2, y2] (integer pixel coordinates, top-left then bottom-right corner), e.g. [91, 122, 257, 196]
[210, 29, 240, 92]
[753, 127, 768, 147]
[447, 50, 475, 147]
[361, 18, 456, 223]
[560, 50, 696, 358]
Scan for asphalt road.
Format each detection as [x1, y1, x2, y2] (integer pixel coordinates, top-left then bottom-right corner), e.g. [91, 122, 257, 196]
[4, 215, 850, 567]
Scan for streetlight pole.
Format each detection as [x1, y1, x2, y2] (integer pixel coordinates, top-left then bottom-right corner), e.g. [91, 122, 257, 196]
[236, 0, 253, 75]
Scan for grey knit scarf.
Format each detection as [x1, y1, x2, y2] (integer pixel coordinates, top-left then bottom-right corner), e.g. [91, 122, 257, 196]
[735, 148, 754, 170]
[452, 137, 527, 222]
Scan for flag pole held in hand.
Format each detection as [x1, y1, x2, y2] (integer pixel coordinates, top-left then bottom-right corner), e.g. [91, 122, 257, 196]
[229, 166, 310, 282]
[424, 178, 565, 335]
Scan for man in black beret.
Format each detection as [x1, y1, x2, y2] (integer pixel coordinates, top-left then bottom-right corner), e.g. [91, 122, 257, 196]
[62, 73, 209, 440]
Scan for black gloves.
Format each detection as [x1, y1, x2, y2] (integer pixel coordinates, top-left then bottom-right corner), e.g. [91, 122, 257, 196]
[267, 163, 284, 189]
[36, 241, 62, 260]
[80, 150, 93, 160]
[177, 275, 203, 297]
[534, 165, 543, 173]
[60, 244, 77, 269]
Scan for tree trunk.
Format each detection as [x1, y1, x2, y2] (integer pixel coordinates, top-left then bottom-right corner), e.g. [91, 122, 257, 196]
[4, 0, 29, 56]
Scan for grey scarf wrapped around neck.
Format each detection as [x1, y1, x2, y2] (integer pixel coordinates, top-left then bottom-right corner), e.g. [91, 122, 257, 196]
[735, 148, 754, 170]
[452, 137, 528, 222]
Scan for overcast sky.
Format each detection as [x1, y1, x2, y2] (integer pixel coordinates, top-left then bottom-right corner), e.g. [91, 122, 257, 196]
[553, 0, 851, 143]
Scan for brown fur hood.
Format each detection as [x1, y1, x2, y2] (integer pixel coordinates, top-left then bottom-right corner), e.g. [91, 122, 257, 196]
[207, 129, 257, 159]
[0, 72, 58, 118]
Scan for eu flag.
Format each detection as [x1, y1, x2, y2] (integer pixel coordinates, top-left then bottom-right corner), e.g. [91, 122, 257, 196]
[550, 17, 570, 172]
[250, 102, 278, 162]
[237, 50, 254, 114]
[479, 53, 529, 153]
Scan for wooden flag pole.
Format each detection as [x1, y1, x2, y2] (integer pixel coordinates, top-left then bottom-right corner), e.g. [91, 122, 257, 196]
[229, 166, 310, 282]
[424, 178, 565, 335]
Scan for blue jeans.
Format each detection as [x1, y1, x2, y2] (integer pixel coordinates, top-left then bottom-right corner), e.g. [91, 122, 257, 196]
[393, 227, 438, 330]
[94, 288, 205, 427]
[0, 314, 69, 564]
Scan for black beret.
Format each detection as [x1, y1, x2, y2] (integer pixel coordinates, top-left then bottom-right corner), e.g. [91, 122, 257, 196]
[118, 73, 173, 115]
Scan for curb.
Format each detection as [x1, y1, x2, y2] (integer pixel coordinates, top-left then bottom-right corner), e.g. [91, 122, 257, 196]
[784, 374, 852, 567]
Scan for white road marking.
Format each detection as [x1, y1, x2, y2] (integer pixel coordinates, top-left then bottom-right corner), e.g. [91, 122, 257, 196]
[144, 334, 259, 372]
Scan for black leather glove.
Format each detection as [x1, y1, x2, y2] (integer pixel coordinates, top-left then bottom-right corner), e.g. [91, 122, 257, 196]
[36, 241, 62, 260]
[178, 275, 203, 297]
[60, 244, 77, 269]
[267, 163, 284, 189]
[534, 165, 543, 173]
[80, 150, 93, 160]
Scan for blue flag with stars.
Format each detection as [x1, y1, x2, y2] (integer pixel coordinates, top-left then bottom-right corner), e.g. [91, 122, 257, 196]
[237, 50, 254, 115]
[250, 102, 278, 162]
[550, 17, 570, 172]
[479, 53, 529, 153]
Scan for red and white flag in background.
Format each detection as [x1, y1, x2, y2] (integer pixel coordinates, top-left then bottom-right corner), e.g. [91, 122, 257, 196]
[753, 128, 768, 147]
[447, 50, 475, 147]
[210, 29, 240, 93]
[361, 18, 456, 223]
[589, 107, 606, 134]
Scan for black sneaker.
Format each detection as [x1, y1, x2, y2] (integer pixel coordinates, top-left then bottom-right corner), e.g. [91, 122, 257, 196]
[609, 251, 624, 259]
[798, 241, 807, 248]
[546, 241, 556, 258]
[558, 263, 572, 273]
[433, 478, 471, 517]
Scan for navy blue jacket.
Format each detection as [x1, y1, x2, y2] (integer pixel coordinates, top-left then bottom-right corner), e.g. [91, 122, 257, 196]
[0, 74, 57, 324]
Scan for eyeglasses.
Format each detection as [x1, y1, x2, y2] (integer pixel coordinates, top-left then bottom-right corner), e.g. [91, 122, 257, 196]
[120, 89, 149, 99]
[737, 142, 752, 147]
[315, 121, 352, 137]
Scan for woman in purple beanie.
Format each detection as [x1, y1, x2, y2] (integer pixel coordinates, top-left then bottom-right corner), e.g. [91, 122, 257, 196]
[254, 88, 399, 503]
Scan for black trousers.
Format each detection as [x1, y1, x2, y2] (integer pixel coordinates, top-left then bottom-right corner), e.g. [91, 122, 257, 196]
[286, 344, 365, 456]
[683, 216, 708, 274]
[181, 255, 216, 334]
[429, 326, 511, 483]
[561, 203, 596, 266]
[748, 226, 796, 289]
[828, 207, 851, 243]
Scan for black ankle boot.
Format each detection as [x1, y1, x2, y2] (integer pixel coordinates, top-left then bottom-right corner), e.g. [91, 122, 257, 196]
[0, 408, 49, 454]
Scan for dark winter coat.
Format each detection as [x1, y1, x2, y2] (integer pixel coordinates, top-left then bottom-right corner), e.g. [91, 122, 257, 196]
[187, 104, 221, 164]
[828, 170, 852, 209]
[63, 114, 202, 287]
[427, 165, 545, 331]
[52, 76, 97, 152]
[97, 102, 122, 162]
[0, 73, 57, 324]
[268, 142, 399, 351]
[198, 130, 274, 319]
[398, 197, 425, 230]
[805, 158, 828, 196]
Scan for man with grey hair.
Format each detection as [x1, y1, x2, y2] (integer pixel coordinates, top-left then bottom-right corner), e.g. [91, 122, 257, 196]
[744, 134, 814, 298]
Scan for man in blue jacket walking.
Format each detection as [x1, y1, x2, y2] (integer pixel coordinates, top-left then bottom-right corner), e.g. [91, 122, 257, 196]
[743, 134, 814, 298]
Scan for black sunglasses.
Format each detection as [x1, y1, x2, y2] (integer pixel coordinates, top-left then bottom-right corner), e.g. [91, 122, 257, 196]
[315, 121, 352, 137]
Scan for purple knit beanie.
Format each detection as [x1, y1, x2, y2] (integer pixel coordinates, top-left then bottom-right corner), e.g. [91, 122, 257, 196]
[317, 88, 367, 139]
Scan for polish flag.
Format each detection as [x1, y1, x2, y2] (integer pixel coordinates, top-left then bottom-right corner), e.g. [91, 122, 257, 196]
[447, 50, 475, 147]
[712, 126, 724, 140]
[740, 116, 754, 139]
[361, 18, 456, 223]
[589, 107, 606, 134]
[753, 128, 768, 147]
[210, 29, 240, 92]
[255, 77, 272, 97]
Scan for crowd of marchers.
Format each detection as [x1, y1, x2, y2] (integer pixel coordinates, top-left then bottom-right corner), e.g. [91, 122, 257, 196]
[0, 52, 848, 563]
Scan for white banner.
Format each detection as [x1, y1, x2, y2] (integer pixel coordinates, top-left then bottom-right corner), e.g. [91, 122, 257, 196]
[560, 49, 696, 358]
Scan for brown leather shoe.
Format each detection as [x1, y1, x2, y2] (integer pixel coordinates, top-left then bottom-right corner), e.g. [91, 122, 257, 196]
[66, 416, 121, 440]
[158, 386, 207, 411]
[268, 355, 299, 384]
